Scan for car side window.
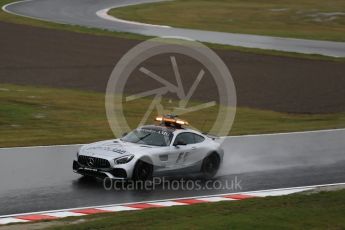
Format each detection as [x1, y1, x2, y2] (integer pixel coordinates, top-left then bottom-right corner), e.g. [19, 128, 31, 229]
[193, 134, 205, 143]
[173, 132, 195, 145]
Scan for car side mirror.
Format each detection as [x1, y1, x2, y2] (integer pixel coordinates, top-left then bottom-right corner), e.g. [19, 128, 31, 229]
[174, 140, 187, 147]
[122, 132, 128, 137]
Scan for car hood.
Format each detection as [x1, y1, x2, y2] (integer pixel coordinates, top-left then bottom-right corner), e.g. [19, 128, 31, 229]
[79, 139, 159, 159]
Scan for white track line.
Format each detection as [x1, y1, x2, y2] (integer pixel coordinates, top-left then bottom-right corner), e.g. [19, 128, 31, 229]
[2, 0, 54, 22]
[160, 35, 196, 41]
[96, 8, 171, 28]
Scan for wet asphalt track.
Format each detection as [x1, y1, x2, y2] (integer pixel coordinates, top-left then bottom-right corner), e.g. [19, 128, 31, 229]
[0, 129, 345, 216]
[4, 0, 345, 57]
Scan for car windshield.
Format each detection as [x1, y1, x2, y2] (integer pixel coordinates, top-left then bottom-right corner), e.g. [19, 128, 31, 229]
[121, 128, 173, 146]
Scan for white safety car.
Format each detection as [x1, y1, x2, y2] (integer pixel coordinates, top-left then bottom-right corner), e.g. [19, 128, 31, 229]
[73, 115, 224, 180]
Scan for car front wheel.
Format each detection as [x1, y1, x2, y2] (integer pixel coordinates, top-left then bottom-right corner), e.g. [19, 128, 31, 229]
[132, 159, 153, 181]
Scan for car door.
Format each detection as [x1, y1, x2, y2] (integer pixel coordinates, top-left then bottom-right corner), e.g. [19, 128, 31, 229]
[183, 133, 207, 167]
[166, 132, 197, 170]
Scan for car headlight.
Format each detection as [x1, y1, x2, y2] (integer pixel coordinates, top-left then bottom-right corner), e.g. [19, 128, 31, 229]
[114, 155, 134, 165]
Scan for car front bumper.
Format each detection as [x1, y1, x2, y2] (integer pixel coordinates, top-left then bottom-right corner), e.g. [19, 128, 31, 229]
[73, 160, 131, 180]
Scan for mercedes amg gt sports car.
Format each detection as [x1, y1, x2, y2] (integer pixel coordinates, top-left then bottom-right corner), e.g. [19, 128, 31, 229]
[73, 115, 224, 180]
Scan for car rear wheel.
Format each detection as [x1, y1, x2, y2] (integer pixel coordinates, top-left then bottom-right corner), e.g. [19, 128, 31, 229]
[132, 159, 153, 181]
[201, 153, 220, 179]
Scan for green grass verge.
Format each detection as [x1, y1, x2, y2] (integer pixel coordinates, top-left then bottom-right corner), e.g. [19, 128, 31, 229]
[109, 0, 345, 42]
[0, 0, 344, 62]
[41, 189, 345, 229]
[1, 84, 344, 147]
